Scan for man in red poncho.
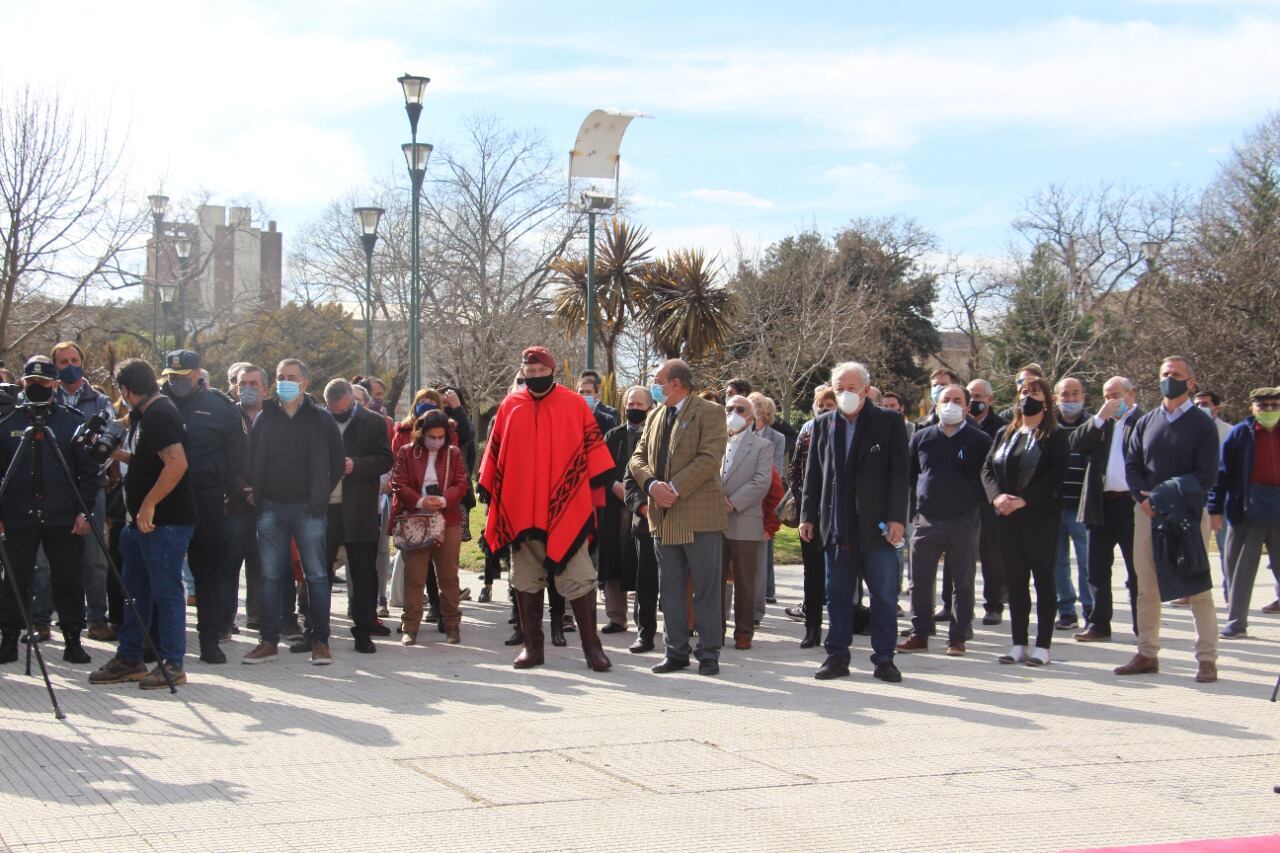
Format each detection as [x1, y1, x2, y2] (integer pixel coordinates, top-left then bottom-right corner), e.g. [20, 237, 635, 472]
[479, 346, 616, 671]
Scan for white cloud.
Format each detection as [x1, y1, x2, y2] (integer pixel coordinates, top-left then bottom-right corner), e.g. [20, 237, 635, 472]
[682, 188, 774, 210]
[451, 16, 1280, 150]
[822, 163, 919, 204]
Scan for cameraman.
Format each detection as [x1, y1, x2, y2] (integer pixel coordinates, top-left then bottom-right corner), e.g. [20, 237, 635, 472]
[89, 358, 196, 690]
[0, 357, 98, 666]
[51, 341, 116, 641]
[159, 350, 246, 665]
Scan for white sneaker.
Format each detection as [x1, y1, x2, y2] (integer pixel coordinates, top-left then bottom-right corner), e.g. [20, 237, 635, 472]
[998, 645, 1027, 664]
[1026, 647, 1051, 667]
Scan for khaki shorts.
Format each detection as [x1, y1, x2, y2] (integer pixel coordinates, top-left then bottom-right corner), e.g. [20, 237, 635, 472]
[511, 539, 597, 600]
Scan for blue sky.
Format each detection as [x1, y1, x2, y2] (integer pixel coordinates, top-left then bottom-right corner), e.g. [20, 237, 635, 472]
[6, 0, 1280, 270]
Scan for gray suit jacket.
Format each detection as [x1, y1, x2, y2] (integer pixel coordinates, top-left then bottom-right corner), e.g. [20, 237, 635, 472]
[722, 430, 772, 541]
[755, 424, 786, 475]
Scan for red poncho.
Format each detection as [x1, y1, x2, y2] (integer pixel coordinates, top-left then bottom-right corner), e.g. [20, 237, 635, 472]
[479, 385, 614, 571]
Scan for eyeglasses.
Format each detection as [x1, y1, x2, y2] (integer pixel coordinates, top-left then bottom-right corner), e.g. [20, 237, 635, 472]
[725, 405, 747, 415]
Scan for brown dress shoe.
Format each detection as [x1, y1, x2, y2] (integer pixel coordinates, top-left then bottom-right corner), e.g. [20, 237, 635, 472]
[1073, 626, 1112, 642]
[1195, 661, 1218, 683]
[945, 643, 965, 656]
[734, 637, 751, 650]
[895, 634, 928, 653]
[1114, 653, 1158, 675]
[445, 627, 460, 645]
[1262, 599, 1280, 614]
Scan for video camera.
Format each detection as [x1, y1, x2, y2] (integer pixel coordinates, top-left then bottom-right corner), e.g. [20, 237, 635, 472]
[72, 411, 126, 465]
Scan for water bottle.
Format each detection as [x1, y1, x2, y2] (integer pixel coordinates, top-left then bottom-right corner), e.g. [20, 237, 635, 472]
[879, 521, 905, 551]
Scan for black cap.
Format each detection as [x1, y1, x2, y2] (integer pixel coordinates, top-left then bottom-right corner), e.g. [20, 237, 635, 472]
[22, 356, 58, 381]
[162, 349, 200, 376]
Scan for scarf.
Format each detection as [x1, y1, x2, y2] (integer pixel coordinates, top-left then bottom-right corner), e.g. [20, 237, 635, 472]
[479, 385, 614, 571]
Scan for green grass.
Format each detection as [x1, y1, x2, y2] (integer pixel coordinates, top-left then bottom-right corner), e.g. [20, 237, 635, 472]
[772, 526, 803, 564]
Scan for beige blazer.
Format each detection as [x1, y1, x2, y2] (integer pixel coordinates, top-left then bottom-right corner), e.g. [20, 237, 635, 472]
[628, 394, 727, 545]
[722, 430, 772, 541]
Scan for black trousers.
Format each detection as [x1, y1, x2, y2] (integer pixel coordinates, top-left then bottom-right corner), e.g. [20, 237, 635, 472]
[324, 504, 379, 636]
[634, 531, 659, 641]
[978, 504, 1005, 610]
[188, 489, 227, 640]
[801, 534, 826, 629]
[107, 521, 124, 626]
[2, 527, 85, 633]
[910, 510, 980, 644]
[998, 508, 1061, 649]
[483, 548, 504, 583]
[1085, 494, 1137, 635]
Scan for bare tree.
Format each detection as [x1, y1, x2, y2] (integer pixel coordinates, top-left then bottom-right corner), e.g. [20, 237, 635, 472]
[0, 85, 143, 361]
[934, 257, 1006, 379]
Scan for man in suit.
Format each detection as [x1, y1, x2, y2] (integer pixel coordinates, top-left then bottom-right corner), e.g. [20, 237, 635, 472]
[1070, 376, 1142, 642]
[721, 395, 773, 650]
[579, 370, 618, 435]
[629, 359, 728, 676]
[801, 361, 909, 682]
[322, 380, 393, 653]
[967, 378, 1009, 624]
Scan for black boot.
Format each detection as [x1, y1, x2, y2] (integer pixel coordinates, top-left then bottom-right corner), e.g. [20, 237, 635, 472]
[569, 590, 611, 672]
[0, 631, 18, 664]
[513, 590, 545, 669]
[550, 609, 568, 647]
[199, 633, 227, 664]
[504, 626, 524, 646]
[62, 630, 91, 664]
[800, 626, 821, 649]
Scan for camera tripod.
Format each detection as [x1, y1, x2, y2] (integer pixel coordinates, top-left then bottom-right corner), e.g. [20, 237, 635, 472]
[0, 404, 175, 718]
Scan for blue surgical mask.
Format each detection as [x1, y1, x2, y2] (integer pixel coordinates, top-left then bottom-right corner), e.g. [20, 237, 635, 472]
[930, 384, 944, 404]
[238, 386, 261, 407]
[276, 380, 301, 403]
[1059, 401, 1084, 419]
[650, 383, 666, 406]
[582, 395, 597, 409]
[414, 401, 437, 417]
[1113, 400, 1129, 419]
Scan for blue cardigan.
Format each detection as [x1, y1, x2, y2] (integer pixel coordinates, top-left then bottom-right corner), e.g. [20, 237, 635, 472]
[1208, 417, 1260, 526]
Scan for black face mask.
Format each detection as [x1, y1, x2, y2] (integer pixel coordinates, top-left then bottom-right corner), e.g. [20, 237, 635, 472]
[24, 382, 54, 405]
[1160, 376, 1189, 400]
[332, 407, 354, 423]
[168, 377, 196, 399]
[969, 400, 987, 417]
[524, 375, 554, 395]
[625, 408, 648, 425]
[1019, 396, 1045, 417]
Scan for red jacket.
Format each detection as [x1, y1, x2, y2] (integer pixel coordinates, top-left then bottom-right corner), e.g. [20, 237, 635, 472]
[389, 443, 467, 528]
[763, 467, 784, 539]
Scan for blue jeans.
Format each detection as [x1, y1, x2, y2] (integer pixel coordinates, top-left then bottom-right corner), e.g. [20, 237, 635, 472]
[257, 501, 329, 645]
[825, 541, 898, 665]
[117, 523, 195, 666]
[1055, 509, 1091, 618]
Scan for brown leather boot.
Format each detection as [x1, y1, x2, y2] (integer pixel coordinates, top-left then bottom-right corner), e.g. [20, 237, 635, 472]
[1195, 661, 1218, 683]
[569, 589, 611, 672]
[513, 590, 545, 669]
[1114, 653, 1158, 675]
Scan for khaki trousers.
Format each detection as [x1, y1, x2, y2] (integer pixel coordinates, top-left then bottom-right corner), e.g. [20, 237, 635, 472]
[512, 540, 597, 600]
[401, 525, 462, 635]
[1132, 504, 1218, 662]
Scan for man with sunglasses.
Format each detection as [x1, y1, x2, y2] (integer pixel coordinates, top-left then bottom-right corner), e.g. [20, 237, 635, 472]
[1211, 387, 1280, 637]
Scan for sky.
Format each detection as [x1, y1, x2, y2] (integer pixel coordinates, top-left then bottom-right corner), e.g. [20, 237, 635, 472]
[4, 0, 1280, 274]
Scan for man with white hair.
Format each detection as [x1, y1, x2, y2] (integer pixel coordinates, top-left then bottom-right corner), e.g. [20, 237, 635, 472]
[800, 361, 910, 682]
[1071, 376, 1142, 642]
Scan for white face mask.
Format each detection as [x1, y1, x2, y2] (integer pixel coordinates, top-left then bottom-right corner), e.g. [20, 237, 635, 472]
[726, 412, 747, 434]
[836, 390, 860, 415]
[938, 401, 965, 425]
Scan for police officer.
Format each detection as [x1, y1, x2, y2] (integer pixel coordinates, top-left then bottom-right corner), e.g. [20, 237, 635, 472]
[160, 350, 247, 664]
[0, 357, 99, 665]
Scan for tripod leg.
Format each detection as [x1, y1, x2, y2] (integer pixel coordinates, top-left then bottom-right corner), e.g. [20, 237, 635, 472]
[41, 428, 176, 693]
[0, 534, 64, 720]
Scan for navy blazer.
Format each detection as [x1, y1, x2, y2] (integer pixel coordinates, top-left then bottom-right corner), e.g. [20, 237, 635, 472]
[800, 403, 909, 547]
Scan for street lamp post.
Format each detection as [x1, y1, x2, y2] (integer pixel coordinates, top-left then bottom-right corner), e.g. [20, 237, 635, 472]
[174, 232, 192, 349]
[580, 191, 616, 370]
[147, 194, 169, 361]
[353, 206, 385, 378]
[398, 73, 430, 394]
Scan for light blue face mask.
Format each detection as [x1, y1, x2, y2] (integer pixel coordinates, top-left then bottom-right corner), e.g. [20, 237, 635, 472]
[276, 380, 301, 403]
[1059, 401, 1084, 419]
[650, 383, 666, 406]
[930, 384, 945, 404]
[1113, 400, 1129, 419]
[582, 395, 597, 409]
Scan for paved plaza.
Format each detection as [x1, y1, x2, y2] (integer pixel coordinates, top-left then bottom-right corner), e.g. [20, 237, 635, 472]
[1, 558, 1279, 853]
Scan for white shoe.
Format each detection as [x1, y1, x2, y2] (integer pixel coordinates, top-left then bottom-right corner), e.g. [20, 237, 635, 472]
[1026, 647, 1051, 667]
[998, 645, 1027, 664]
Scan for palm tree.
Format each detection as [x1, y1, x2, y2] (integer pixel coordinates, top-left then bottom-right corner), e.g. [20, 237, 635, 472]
[550, 218, 652, 375]
[637, 249, 739, 360]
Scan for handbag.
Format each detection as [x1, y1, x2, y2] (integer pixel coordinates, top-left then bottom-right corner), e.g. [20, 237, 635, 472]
[392, 448, 450, 551]
[777, 490, 799, 528]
